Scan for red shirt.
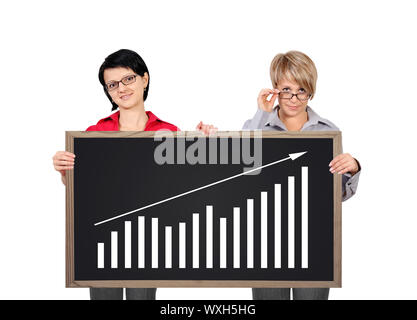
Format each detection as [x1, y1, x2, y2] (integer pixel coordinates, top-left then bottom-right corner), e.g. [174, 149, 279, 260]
[86, 110, 179, 131]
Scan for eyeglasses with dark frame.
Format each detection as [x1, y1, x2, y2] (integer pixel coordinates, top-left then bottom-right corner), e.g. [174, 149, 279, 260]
[278, 92, 311, 101]
[105, 74, 138, 91]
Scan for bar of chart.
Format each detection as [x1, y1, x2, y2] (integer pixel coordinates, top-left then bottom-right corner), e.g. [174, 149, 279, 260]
[96, 166, 310, 271]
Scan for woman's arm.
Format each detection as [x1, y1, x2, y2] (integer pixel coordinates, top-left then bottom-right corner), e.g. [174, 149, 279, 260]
[53, 151, 75, 186]
[329, 154, 361, 201]
[242, 109, 271, 130]
[340, 159, 361, 201]
[242, 88, 280, 130]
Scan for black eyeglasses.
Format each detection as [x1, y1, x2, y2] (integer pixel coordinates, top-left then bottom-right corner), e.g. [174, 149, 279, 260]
[105, 74, 138, 91]
[278, 92, 311, 101]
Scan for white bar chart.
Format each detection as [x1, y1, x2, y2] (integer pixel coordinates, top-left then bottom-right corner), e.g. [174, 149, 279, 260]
[179, 222, 186, 268]
[288, 176, 295, 269]
[247, 199, 254, 269]
[125, 221, 131, 269]
[96, 167, 310, 271]
[138, 216, 145, 268]
[111, 231, 117, 269]
[165, 226, 172, 269]
[302, 166, 308, 269]
[152, 218, 158, 269]
[206, 206, 213, 269]
[97, 243, 104, 269]
[274, 184, 281, 269]
[261, 191, 268, 268]
[233, 207, 240, 269]
[220, 218, 227, 269]
[193, 214, 199, 269]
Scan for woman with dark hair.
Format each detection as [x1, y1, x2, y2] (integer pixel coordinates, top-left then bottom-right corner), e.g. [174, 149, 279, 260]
[54, 49, 181, 182]
[53, 49, 215, 300]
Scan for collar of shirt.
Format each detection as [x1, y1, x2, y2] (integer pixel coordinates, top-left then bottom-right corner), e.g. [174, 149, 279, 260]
[264, 106, 334, 131]
[93, 110, 179, 131]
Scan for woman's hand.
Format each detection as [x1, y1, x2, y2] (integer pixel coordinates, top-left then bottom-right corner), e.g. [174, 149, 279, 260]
[53, 151, 75, 185]
[196, 121, 218, 135]
[329, 153, 359, 176]
[257, 88, 279, 113]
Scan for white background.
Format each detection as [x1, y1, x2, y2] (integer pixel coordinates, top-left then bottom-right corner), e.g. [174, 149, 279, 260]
[0, 0, 416, 300]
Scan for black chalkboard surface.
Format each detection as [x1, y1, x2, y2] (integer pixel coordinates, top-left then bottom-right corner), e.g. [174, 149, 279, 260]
[65, 131, 342, 288]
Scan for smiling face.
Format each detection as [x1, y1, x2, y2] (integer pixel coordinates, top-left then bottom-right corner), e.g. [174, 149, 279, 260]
[103, 67, 148, 110]
[277, 78, 310, 118]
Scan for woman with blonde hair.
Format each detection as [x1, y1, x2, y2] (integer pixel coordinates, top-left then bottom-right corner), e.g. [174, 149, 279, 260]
[243, 50, 361, 300]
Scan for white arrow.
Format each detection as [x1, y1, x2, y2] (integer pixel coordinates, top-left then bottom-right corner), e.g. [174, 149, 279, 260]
[94, 151, 307, 226]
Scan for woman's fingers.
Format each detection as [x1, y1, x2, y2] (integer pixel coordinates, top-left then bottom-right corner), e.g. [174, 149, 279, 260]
[330, 159, 350, 174]
[53, 156, 75, 165]
[55, 166, 74, 171]
[54, 164, 74, 171]
[202, 125, 218, 135]
[53, 151, 75, 161]
[337, 166, 355, 175]
[63, 151, 75, 157]
[53, 151, 75, 158]
[54, 155, 75, 163]
[329, 153, 347, 167]
[258, 88, 275, 97]
[257, 89, 275, 103]
[54, 160, 75, 166]
[196, 122, 218, 135]
[269, 92, 278, 104]
[209, 127, 218, 135]
[329, 156, 348, 170]
[329, 153, 357, 174]
[195, 121, 203, 130]
[53, 151, 75, 173]
[257, 88, 278, 112]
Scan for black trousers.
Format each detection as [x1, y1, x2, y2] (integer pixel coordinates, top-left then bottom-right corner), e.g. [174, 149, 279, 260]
[90, 287, 328, 300]
[90, 288, 157, 300]
[252, 288, 329, 300]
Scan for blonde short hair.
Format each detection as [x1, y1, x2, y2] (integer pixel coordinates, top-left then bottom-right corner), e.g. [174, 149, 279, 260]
[270, 51, 318, 99]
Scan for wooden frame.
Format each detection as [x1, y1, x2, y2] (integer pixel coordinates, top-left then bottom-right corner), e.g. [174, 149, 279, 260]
[66, 131, 342, 288]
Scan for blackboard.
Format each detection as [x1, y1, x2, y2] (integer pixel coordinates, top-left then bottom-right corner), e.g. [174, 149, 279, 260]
[66, 131, 342, 288]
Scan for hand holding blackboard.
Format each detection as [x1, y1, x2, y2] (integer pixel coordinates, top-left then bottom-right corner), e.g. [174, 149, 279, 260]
[328, 153, 359, 176]
[52, 151, 75, 185]
[195, 121, 218, 135]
